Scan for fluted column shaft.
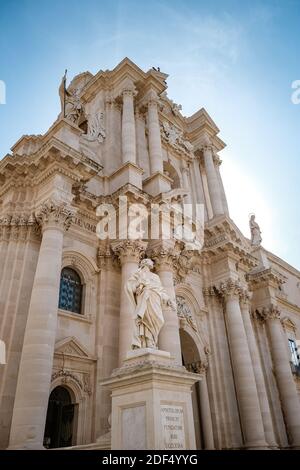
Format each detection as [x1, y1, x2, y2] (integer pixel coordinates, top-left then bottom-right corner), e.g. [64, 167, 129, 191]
[153, 250, 181, 364]
[8, 201, 74, 449]
[122, 90, 136, 164]
[263, 306, 300, 447]
[221, 281, 267, 448]
[112, 241, 147, 365]
[148, 99, 163, 174]
[240, 295, 277, 447]
[203, 146, 223, 216]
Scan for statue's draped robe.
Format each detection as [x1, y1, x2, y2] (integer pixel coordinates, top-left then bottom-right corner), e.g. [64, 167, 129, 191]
[126, 269, 166, 349]
[250, 219, 262, 245]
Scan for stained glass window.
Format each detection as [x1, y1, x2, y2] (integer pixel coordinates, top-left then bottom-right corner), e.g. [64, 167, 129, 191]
[59, 267, 83, 314]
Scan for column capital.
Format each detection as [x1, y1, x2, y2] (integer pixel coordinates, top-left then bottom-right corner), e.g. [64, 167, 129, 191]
[122, 88, 137, 98]
[213, 153, 222, 166]
[149, 247, 177, 271]
[219, 278, 242, 300]
[111, 240, 147, 264]
[35, 200, 75, 233]
[199, 135, 215, 153]
[240, 289, 253, 307]
[142, 89, 160, 108]
[185, 360, 208, 374]
[255, 304, 281, 322]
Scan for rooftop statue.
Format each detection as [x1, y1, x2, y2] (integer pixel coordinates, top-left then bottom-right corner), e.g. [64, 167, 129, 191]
[249, 214, 262, 246]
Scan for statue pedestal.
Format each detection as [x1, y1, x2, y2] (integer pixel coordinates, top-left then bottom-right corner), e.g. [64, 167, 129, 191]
[142, 172, 172, 196]
[102, 349, 200, 450]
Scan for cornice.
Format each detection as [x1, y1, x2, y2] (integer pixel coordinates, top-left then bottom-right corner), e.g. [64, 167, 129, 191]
[0, 137, 102, 198]
[277, 297, 300, 315]
[203, 216, 257, 269]
[246, 267, 286, 289]
[81, 57, 167, 103]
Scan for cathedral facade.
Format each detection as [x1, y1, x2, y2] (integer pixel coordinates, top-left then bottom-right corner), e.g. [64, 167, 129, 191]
[0, 58, 300, 450]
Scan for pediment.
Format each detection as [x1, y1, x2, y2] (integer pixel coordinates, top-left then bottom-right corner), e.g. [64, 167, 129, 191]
[281, 316, 297, 332]
[55, 336, 93, 359]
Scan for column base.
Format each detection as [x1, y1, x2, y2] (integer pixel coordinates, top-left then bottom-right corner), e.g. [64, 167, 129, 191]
[102, 348, 200, 450]
[109, 161, 144, 193]
[243, 440, 270, 450]
[143, 172, 172, 196]
[7, 442, 45, 450]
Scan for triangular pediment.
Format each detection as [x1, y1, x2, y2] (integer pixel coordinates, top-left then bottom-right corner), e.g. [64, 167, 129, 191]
[55, 336, 93, 359]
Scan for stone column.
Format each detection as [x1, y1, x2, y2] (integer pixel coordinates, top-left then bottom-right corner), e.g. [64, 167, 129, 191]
[151, 248, 182, 364]
[202, 143, 223, 217]
[147, 96, 163, 174]
[181, 162, 192, 205]
[135, 108, 150, 177]
[8, 200, 74, 449]
[240, 293, 277, 447]
[112, 240, 147, 366]
[197, 362, 215, 449]
[220, 280, 267, 448]
[192, 158, 208, 221]
[261, 305, 300, 447]
[214, 154, 229, 215]
[121, 88, 136, 164]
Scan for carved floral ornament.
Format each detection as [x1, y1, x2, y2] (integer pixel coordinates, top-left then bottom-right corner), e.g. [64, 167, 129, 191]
[35, 200, 75, 232]
[253, 304, 281, 322]
[51, 369, 92, 396]
[203, 280, 252, 304]
[111, 240, 147, 264]
[160, 120, 194, 155]
[176, 295, 198, 332]
[159, 91, 183, 117]
[0, 213, 40, 241]
[185, 360, 208, 375]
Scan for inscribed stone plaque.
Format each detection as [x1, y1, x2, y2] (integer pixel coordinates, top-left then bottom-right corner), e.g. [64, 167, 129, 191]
[121, 405, 146, 449]
[161, 405, 186, 449]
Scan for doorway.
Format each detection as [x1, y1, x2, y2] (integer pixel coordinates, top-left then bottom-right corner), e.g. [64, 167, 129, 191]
[43, 386, 77, 448]
[180, 329, 203, 449]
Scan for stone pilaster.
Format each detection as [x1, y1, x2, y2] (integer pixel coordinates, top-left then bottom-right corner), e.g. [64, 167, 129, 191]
[192, 157, 206, 207]
[257, 304, 300, 448]
[121, 88, 137, 164]
[240, 292, 277, 447]
[202, 142, 223, 217]
[8, 200, 74, 449]
[150, 246, 182, 364]
[111, 240, 147, 365]
[219, 279, 267, 448]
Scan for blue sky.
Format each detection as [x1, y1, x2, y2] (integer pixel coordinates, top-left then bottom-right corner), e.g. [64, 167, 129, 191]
[0, 0, 299, 268]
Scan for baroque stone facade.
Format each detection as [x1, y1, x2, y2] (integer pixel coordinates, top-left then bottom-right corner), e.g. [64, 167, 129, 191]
[0, 58, 300, 450]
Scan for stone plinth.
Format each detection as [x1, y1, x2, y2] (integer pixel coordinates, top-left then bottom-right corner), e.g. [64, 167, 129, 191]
[102, 349, 199, 450]
[109, 162, 143, 193]
[143, 172, 172, 196]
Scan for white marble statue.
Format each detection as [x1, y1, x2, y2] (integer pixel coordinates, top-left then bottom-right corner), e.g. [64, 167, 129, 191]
[126, 258, 175, 350]
[249, 214, 262, 246]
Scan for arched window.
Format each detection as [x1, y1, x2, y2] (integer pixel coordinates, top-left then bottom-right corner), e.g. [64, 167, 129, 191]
[59, 267, 83, 314]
